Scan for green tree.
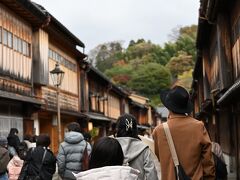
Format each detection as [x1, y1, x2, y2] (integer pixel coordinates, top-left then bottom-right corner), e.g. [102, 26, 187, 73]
[175, 25, 197, 60]
[176, 69, 193, 91]
[105, 64, 133, 86]
[128, 63, 171, 96]
[95, 41, 124, 72]
[88, 24, 197, 107]
[126, 41, 155, 60]
[179, 25, 197, 39]
[166, 52, 194, 79]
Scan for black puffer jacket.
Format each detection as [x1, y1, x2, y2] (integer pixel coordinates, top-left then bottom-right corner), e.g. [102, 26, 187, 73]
[7, 135, 20, 151]
[18, 146, 56, 180]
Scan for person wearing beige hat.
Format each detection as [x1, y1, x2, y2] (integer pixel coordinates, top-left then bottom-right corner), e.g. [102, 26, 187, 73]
[0, 136, 10, 180]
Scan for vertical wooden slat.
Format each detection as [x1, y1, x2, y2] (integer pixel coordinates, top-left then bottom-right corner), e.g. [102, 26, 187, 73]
[237, 39, 240, 79]
[2, 10, 6, 73]
[5, 12, 8, 74]
[15, 19, 18, 78]
[28, 27, 32, 81]
[20, 20, 23, 80]
[7, 12, 11, 75]
[0, 2, 32, 83]
[22, 25, 25, 79]
[0, 6, 2, 71]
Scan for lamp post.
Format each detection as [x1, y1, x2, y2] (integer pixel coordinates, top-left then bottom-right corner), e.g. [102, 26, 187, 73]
[50, 62, 64, 144]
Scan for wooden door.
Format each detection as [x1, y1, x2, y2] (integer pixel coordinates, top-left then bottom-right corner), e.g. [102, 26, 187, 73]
[39, 117, 58, 155]
[23, 119, 34, 136]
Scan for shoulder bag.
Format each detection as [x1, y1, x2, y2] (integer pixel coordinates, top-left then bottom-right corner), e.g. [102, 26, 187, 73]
[81, 141, 89, 171]
[213, 153, 228, 179]
[163, 122, 191, 180]
[26, 148, 47, 180]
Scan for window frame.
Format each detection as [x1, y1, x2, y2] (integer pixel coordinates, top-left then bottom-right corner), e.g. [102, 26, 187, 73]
[0, 27, 2, 43]
[7, 31, 13, 48]
[2, 28, 8, 46]
[17, 37, 22, 53]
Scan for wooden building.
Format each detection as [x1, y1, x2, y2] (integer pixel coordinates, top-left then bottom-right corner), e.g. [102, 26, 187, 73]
[0, 0, 86, 154]
[192, 0, 240, 178]
[80, 66, 129, 139]
[81, 66, 158, 139]
[0, 0, 46, 139]
[30, 3, 86, 154]
[0, 0, 158, 153]
[129, 93, 152, 132]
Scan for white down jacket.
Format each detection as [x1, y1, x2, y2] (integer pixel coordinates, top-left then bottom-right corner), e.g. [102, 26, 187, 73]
[74, 166, 140, 180]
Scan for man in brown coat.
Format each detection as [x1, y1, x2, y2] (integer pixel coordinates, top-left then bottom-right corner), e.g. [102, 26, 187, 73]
[153, 86, 215, 180]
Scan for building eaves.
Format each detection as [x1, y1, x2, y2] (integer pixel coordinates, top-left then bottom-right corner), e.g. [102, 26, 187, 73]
[130, 100, 148, 109]
[217, 79, 240, 105]
[83, 112, 112, 122]
[49, 15, 85, 48]
[31, 2, 85, 48]
[1, 0, 47, 27]
[88, 66, 128, 97]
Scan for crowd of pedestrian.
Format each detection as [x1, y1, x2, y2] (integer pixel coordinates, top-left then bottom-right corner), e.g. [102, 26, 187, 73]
[0, 86, 229, 180]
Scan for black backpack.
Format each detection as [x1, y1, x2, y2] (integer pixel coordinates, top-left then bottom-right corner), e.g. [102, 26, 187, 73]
[213, 153, 228, 179]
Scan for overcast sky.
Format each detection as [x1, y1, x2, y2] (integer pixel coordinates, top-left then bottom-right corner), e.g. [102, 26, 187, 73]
[33, 0, 199, 53]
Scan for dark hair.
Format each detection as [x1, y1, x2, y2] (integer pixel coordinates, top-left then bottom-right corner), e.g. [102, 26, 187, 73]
[9, 128, 19, 136]
[67, 122, 81, 133]
[17, 142, 28, 160]
[32, 135, 38, 143]
[36, 134, 50, 147]
[116, 113, 139, 139]
[24, 134, 33, 142]
[83, 132, 92, 142]
[89, 137, 124, 169]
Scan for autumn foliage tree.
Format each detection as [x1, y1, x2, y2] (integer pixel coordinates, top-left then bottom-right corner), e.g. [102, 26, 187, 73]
[166, 52, 194, 79]
[88, 24, 197, 106]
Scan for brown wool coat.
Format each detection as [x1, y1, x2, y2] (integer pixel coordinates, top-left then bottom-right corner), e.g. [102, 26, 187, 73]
[152, 114, 215, 180]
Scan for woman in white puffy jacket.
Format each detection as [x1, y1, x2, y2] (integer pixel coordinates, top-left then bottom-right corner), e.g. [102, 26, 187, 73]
[74, 137, 139, 180]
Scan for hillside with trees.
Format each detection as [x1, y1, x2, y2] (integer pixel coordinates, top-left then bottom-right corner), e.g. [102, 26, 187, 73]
[88, 25, 197, 106]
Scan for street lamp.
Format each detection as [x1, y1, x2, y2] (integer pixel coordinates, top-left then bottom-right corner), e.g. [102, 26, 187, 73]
[50, 62, 64, 144]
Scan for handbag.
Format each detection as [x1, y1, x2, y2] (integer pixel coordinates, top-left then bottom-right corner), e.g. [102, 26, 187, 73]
[163, 123, 191, 180]
[26, 148, 47, 180]
[213, 153, 228, 179]
[81, 141, 89, 171]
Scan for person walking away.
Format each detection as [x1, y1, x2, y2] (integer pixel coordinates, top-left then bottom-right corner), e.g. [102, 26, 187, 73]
[83, 132, 92, 146]
[116, 113, 158, 180]
[7, 128, 21, 158]
[152, 86, 215, 180]
[0, 136, 10, 180]
[17, 141, 28, 161]
[18, 134, 56, 180]
[74, 137, 139, 180]
[7, 142, 26, 180]
[57, 122, 91, 180]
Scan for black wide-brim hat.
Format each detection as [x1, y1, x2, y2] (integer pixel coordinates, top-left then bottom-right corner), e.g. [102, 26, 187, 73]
[160, 86, 193, 114]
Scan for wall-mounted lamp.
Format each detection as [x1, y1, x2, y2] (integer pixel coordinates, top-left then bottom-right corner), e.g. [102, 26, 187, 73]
[88, 122, 93, 131]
